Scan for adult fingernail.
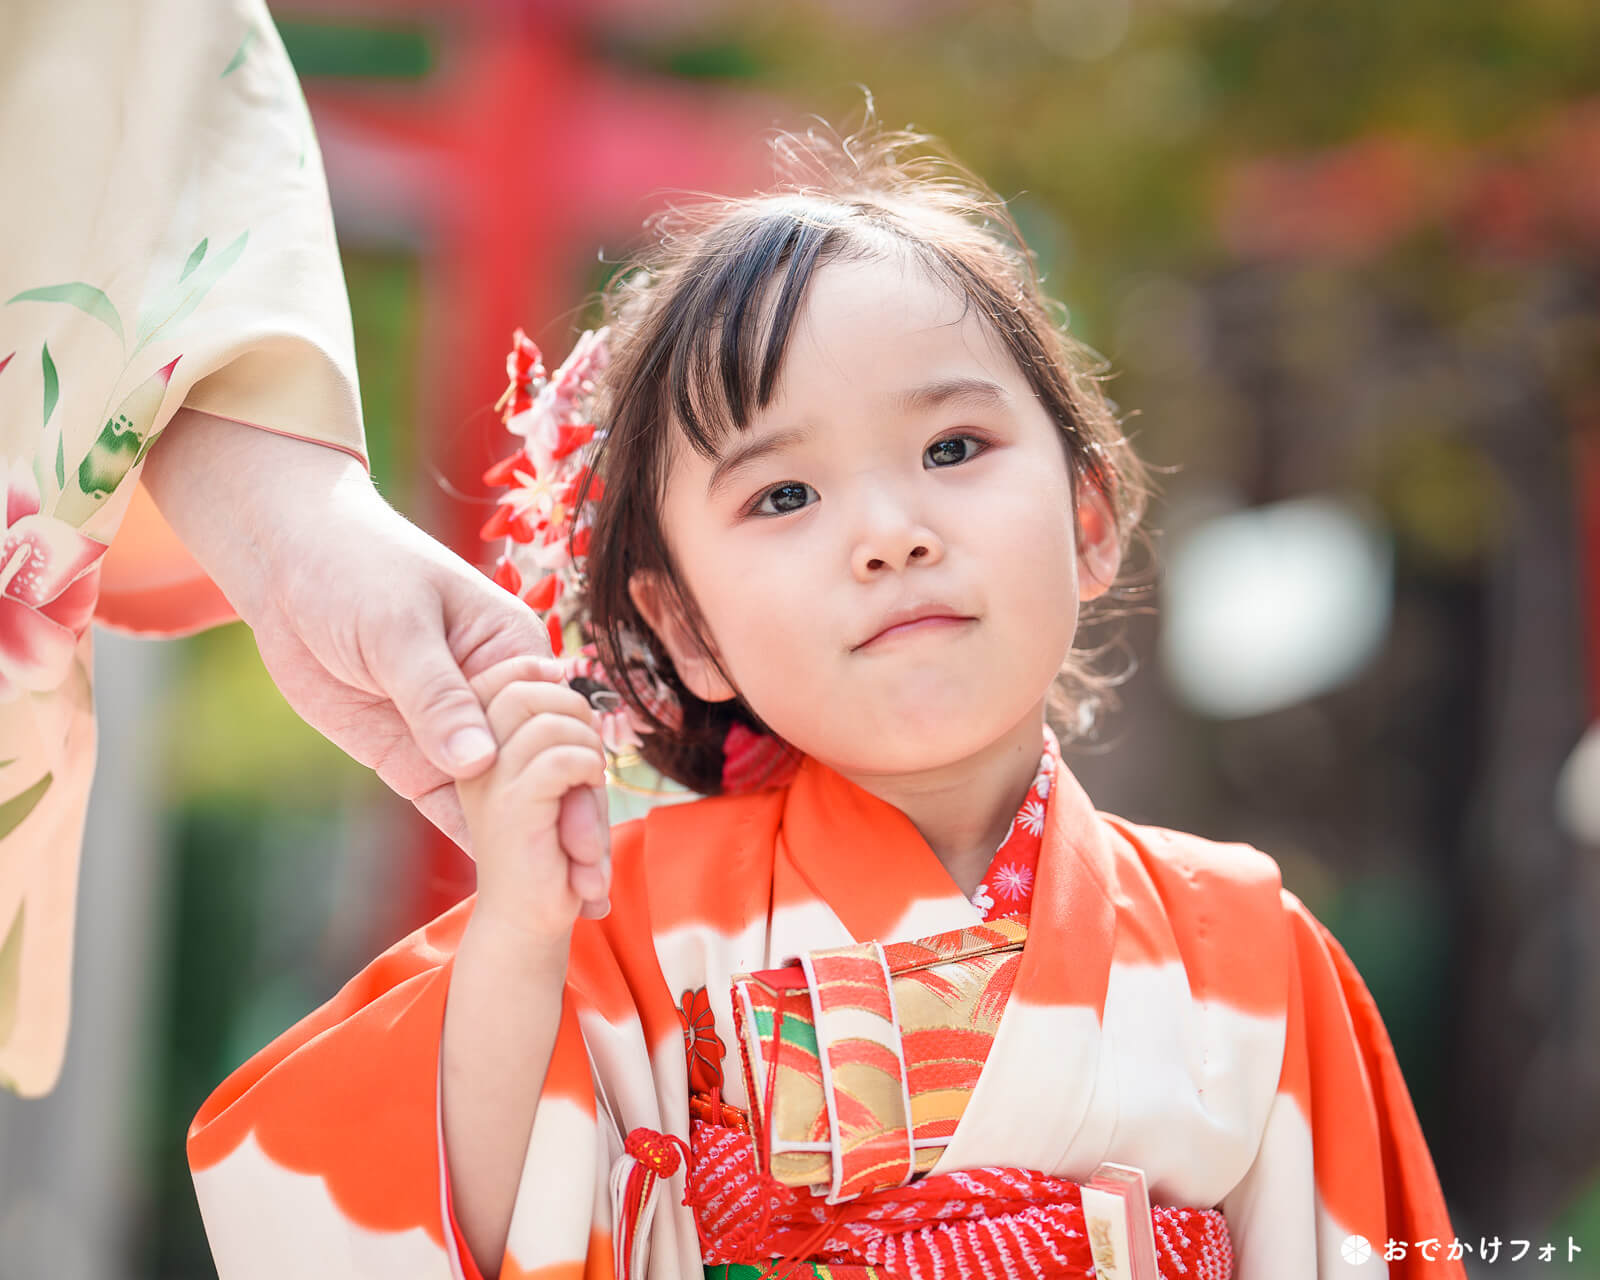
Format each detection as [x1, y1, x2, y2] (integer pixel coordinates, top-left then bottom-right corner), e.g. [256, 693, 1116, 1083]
[446, 727, 495, 769]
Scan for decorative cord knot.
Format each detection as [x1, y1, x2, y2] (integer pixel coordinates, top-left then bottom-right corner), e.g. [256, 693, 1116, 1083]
[625, 1126, 691, 1178]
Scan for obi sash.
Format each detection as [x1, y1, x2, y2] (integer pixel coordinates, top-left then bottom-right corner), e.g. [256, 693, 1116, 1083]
[667, 919, 1235, 1280]
[730, 920, 1028, 1201]
[706, 1266, 885, 1280]
[679, 1111, 1235, 1280]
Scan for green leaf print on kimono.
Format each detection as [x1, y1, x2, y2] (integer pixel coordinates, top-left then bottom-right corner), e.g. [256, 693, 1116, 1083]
[6, 284, 124, 346]
[52, 358, 179, 528]
[8, 232, 249, 529]
[132, 232, 248, 357]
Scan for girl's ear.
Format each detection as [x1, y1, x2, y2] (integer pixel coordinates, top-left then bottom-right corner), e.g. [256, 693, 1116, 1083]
[1075, 480, 1121, 603]
[627, 570, 738, 704]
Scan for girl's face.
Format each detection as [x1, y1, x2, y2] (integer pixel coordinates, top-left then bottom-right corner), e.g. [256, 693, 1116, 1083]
[631, 253, 1119, 777]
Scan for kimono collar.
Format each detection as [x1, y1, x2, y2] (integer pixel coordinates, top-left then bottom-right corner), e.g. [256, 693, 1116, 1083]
[775, 723, 1118, 969]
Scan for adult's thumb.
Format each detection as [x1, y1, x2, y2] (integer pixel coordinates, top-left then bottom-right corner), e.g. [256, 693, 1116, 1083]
[375, 625, 497, 777]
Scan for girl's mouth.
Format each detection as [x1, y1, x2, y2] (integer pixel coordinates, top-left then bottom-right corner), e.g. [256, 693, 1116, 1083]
[855, 615, 974, 651]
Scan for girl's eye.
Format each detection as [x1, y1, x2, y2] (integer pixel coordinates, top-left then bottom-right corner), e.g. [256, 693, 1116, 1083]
[739, 432, 985, 518]
[745, 476, 812, 518]
[928, 435, 985, 470]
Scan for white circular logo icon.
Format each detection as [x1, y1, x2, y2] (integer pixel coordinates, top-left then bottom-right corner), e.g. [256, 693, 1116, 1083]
[1341, 1234, 1374, 1265]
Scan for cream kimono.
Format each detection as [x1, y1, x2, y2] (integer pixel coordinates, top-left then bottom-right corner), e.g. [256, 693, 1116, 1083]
[189, 729, 1463, 1279]
[0, 0, 365, 1096]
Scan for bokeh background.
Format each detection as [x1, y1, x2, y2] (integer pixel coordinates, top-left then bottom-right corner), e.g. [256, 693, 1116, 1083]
[2, 0, 1598, 1276]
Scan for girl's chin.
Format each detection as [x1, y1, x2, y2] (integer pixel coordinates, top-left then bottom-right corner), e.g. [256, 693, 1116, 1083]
[799, 717, 1013, 772]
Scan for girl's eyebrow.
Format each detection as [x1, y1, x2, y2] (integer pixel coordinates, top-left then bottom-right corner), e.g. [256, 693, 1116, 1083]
[707, 426, 812, 498]
[892, 375, 1014, 416]
[705, 376, 1014, 499]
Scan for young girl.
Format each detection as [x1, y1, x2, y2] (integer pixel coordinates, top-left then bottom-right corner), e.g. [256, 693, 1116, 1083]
[187, 123, 1463, 1280]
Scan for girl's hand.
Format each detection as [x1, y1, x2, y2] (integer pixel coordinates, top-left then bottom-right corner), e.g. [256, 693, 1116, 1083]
[458, 656, 613, 944]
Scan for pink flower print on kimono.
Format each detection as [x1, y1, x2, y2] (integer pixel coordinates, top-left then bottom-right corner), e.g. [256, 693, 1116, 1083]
[0, 458, 107, 701]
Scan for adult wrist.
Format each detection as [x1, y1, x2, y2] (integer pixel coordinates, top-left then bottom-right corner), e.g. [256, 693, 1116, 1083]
[141, 406, 377, 626]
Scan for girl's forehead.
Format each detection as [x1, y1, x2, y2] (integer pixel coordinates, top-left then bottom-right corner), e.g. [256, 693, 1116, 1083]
[654, 247, 1028, 476]
[793, 254, 968, 332]
[763, 256, 1020, 407]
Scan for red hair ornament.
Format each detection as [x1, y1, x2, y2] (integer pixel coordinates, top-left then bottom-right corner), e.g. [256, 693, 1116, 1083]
[481, 329, 799, 796]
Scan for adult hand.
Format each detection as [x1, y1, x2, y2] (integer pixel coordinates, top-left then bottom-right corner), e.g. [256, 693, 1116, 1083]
[256, 497, 574, 843]
[140, 409, 611, 909]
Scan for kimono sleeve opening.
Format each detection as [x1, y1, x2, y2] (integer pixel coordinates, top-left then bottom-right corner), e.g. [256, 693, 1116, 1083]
[1306, 904, 1463, 1278]
[187, 902, 472, 1279]
[1221, 891, 1462, 1280]
[97, 334, 369, 637]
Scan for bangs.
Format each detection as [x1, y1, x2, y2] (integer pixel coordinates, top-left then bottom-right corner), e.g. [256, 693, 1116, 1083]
[660, 201, 862, 459]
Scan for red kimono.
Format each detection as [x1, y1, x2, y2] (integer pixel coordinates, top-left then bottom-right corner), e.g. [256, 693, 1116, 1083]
[189, 728, 1462, 1279]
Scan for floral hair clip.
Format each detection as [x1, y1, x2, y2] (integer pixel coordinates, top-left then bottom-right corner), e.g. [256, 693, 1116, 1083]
[480, 327, 681, 760]
[481, 329, 801, 795]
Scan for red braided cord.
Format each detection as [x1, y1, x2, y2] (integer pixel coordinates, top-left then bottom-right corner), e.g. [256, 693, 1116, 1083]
[625, 1126, 691, 1178]
[617, 1128, 697, 1280]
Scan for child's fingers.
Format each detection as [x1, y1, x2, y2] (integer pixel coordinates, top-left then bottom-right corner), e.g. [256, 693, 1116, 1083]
[553, 773, 610, 902]
[468, 654, 566, 711]
[560, 780, 614, 889]
[498, 710, 606, 784]
[569, 853, 611, 903]
[485, 678, 599, 746]
[557, 784, 611, 872]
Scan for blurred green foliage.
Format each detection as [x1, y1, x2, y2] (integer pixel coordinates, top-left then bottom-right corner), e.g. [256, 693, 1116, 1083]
[344, 250, 423, 514]
[1554, 1174, 1600, 1277]
[627, 0, 1599, 345]
[278, 18, 435, 79]
[162, 623, 365, 806]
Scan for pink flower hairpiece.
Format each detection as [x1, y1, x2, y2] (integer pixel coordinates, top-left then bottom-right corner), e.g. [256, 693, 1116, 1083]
[480, 328, 800, 794]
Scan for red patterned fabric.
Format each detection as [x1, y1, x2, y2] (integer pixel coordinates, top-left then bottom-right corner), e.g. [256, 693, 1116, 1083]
[685, 1116, 1234, 1280]
[722, 722, 803, 795]
[969, 745, 1055, 924]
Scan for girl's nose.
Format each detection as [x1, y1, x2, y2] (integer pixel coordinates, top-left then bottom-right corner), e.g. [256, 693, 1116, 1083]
[856, 541, 938, 576]
[850, 498, 946, 579]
